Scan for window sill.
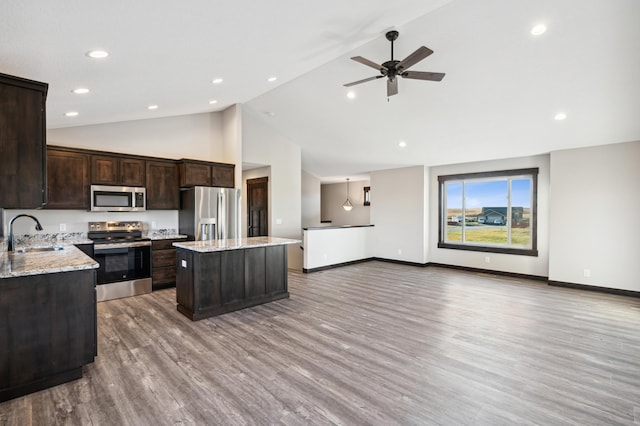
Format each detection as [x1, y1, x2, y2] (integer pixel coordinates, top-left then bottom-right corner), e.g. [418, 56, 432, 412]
[438, 242, 538, 257]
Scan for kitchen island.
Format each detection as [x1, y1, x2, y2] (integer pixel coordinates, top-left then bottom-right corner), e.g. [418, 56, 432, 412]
[173, 237, 300, 320]
[0, 244, 98, 402]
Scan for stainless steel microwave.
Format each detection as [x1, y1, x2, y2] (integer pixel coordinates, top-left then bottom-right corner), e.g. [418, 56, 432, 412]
[90, 185, 146, 212]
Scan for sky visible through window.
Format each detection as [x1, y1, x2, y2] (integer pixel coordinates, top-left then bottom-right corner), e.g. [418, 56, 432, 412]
[446, 179, 531, 209]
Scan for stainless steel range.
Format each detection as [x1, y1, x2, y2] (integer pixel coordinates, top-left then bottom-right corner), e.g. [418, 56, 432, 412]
[88, 221, 151, 302]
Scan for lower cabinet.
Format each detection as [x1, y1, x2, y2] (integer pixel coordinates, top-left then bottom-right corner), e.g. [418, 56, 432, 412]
[152, 238, 186, 290]
[176, 245, 288, 321]
[0, 269, 96, 402]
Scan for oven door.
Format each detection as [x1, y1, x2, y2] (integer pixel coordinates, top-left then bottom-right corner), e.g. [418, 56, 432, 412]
[94, 245, 151, 284]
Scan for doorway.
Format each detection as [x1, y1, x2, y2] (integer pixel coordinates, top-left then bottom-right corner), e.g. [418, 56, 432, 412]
[247, 177, 268, 237]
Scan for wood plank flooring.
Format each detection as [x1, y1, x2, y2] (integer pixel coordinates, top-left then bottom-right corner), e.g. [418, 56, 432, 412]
[2, 262, 640, 425]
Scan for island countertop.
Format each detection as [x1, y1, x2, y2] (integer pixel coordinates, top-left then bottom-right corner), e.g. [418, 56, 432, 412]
[173, 237, 301, 253]
[0, 245, 99, 279]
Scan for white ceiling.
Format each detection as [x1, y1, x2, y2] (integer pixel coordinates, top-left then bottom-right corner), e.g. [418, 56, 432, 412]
[2, 0, 639, 180]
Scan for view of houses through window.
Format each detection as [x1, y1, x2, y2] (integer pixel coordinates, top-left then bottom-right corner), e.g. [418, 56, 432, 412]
[438, 168, 538, 255]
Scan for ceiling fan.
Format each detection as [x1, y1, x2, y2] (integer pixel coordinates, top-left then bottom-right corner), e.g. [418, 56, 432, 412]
[344, 30, 445, 97]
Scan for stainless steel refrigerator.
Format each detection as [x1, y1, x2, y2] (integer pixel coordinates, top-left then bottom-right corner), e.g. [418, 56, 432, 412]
[179, 186, 242, 241]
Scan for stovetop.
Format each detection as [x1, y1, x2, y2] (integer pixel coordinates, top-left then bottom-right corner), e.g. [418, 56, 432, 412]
[88, 221, 148, 244]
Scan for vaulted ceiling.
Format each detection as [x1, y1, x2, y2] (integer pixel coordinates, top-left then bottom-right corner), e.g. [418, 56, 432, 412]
[2, 0, 639, 180]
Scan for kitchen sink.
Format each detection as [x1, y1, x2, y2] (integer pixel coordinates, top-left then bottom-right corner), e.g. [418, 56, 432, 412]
[14, 246, 65, 253]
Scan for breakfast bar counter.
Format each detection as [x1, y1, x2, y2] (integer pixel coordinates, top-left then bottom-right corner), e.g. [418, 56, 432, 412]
[173, 237, 300, 320]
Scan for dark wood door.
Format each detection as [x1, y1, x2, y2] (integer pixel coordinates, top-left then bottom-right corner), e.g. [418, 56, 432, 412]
[146, 160, 179, 209]
[46, 149, 90, 209]
[179, 161, 211, 187]
[120, 158, 145, 186]
[247, 177, 268, 237]
[211, 163, 234, 188]
[0, 74, 47, 208]
[91, 155, 119, 185]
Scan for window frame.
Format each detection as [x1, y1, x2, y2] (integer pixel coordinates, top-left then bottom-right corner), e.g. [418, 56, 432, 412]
[438, 168, 538, 257]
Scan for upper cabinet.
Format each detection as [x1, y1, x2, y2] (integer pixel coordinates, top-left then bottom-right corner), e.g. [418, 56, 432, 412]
[91, 155, 145, 187]
[146, 160, 179, 209]
[46, 147, 90, 209]
[179, 159, 235, 188]
[0, 73, 47, 208]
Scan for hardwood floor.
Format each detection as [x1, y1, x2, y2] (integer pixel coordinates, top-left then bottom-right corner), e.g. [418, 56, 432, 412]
[2, 262, 640, 425]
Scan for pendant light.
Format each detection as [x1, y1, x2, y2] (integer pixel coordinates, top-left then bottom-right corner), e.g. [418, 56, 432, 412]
[342, 178, 353, 211]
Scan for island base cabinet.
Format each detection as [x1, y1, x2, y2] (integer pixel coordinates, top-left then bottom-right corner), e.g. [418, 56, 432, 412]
[176, 245, 289, 321]
[0, 270, 97, 402]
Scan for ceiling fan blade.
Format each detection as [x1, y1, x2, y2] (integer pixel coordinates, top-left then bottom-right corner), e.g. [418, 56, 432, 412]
[351, 56, 385, 72]
[343, 75, 383, 87]
[395, 46, 434, 72]
[387, 78, 398, 97]
[401, 71, 446, 81]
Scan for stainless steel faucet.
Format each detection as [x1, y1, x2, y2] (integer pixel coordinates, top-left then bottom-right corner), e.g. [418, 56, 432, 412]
[7, 214, 43, 252]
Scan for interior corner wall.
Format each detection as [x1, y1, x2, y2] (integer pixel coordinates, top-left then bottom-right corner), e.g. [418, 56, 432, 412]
[370, 166, 427, 264]
[428, 154, 550, 277]
[242, 107, 302, 270]
[47, 112, 224, 161]
[320, 180, 371, 226]
[222, 105, 243, 189]
[302, 171, 322, 228]
[242, 166, 272, 239]
[549, 140, 640, 291]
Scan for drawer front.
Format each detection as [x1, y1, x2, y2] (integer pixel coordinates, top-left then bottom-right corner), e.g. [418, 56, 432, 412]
[153, 249, 176, 267]
[152, 239, 181, 250]
[153, 266, 177, 285]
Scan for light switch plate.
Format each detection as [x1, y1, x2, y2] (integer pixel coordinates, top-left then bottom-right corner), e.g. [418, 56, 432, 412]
[181, 260, 187, 268]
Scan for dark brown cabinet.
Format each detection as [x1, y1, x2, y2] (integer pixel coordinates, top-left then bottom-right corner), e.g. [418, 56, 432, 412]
[91, 155, 145, 187]
[176, 244, 289, 321]
[0, 73, 47, 208]
[46, 147, 90, 209]
[152, 237, 186, 290]
[179, 159, 235, 188]
[146, 160, 179, 209]
[0, 269, 96, 402]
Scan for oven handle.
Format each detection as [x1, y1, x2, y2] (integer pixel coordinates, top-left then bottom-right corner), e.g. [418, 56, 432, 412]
[94, 247, 130, 255]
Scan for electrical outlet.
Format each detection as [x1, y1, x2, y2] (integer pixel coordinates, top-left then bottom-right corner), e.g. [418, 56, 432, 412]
[485, 256, 491, 264]
[583, 269, 591, 277]
[397, 249, 402, 255]
[276, 218, 283, 225]
[181, 260, 187, 268]
[59, 223, 66, 232]
[151, 221, 157, 229]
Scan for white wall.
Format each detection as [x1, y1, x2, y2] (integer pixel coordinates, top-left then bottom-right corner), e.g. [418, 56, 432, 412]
[3, 209, 177, 237]
[302, 170, 321, 228]
[222, 105, 243, 188]
[549, 141, 640, 291]
[242, 107, 302, 270]
[47, 112, 224, 161]
[321, 180, 371, 226]
[428, 154, 550, 277]
[303, 226, 374, 270]
[241, 166, 271, 239]
[370, 166, 427, 263]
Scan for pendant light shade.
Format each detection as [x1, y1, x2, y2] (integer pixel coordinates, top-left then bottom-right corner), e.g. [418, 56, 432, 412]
[343, 178, 353, 211]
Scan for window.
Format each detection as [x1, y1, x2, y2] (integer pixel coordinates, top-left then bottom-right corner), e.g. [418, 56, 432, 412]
[438, 168, 538, 256]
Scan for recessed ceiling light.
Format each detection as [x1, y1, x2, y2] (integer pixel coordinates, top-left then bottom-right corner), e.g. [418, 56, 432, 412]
[346, 91, 356, 99]
[72, 87, 90, 94]
[209, 100, 218, 105]
[554, 112, 567, 120]
[267, 76, 277, 83]
[398, 141, 407, 148]
[212, 78, 223, 84]
[531, 24, 547, 36]
[65, 111, 79, 117]
[147, 104, 159, 110]
[86, 50, 109, 59]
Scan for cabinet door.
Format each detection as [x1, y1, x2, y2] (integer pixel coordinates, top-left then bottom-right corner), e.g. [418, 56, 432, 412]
[91, 155, 119, 185]
[179, 161, 211, 187]
[146, 160, 179, 209]
[0, 77, 46, 208]
[121, 158, 145, 186]
[46, 149, 90, 209]
[211, 164, 235, 188]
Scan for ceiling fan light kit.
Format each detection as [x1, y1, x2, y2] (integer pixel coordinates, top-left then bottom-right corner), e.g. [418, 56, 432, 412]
[344, 30, 445, 97]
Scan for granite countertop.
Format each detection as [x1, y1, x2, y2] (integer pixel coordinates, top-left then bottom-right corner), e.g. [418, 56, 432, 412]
[303, 224, 375, 231]
[173, 237, 301, 253]
[145, 233, 188, 241]
[0, 245, 99, 279]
